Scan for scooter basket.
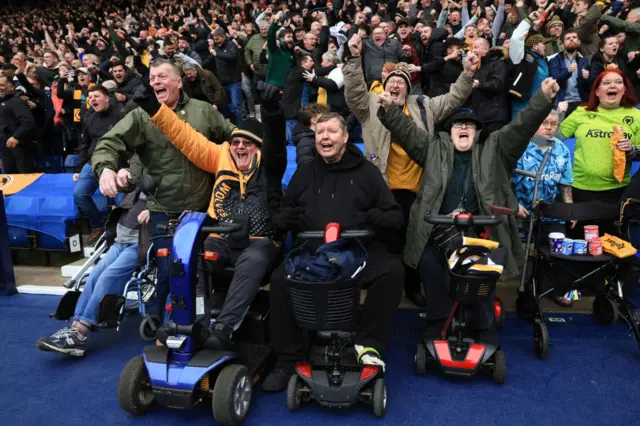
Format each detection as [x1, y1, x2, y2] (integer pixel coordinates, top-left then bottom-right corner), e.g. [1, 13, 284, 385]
[448, 270, 496, 303]
[285, 276, 361, 331]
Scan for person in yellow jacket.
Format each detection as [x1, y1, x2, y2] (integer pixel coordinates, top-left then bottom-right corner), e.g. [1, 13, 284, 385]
[137, 86, 288, 349]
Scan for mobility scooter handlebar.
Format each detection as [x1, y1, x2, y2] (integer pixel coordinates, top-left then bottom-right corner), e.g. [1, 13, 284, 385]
[154, 222, 243, 234]
[425, 214, 503, 227]
[297, 230, 375, 239]
[201, 223, 243, 234]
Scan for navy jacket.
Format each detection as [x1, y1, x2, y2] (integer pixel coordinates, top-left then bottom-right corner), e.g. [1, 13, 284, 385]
[548, 52, 590, 103]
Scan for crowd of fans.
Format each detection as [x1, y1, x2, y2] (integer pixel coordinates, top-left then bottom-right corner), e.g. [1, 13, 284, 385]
[4, 0, 640, 381]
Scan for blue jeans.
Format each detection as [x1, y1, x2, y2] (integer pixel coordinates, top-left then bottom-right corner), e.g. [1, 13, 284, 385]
[286, 119, 298, 145]
[301, 83, 310, 108]
[74, 163, 103, 229]
[224, 82, 244, 126]
[73, 242, 139, 326]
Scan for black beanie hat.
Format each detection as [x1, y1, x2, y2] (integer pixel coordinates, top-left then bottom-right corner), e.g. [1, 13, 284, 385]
[231, 118, 263, 146]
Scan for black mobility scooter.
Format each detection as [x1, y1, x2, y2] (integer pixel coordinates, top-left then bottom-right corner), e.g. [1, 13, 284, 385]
[283, 223, 387, 417]
[415, 212, 508, 384]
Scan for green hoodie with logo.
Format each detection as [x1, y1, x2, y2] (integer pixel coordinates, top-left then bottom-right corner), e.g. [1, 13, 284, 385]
[561, 106, 640, 191]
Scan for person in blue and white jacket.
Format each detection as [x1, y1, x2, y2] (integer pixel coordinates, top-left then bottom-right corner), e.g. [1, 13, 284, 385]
[512, 106, 574, 306]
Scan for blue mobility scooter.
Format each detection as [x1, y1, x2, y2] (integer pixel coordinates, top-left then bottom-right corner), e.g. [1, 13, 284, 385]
[284, 223, 387, 417]
[117, 176, 273, 426]
[415, 212, 508, 384]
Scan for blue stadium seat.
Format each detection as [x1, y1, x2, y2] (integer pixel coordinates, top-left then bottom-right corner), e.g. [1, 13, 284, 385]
[64, 155, 80, 173]
[38, 156, 64, 174]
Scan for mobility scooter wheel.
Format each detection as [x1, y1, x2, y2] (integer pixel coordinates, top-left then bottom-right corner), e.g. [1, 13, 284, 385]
[118, 355, 155, 415]
[212, 364, 253, 426]
[495, 298, 505, 330]
[415, 344, 427, 375]
[533, 319, 549, 359]
[139, 315, 161, 341]
[516, 291, 537, 323]
[371, 378, 387, 418]
[593, 296, 619, 326]
[492, 350, 506, 384]
[286, 374, 302, 412]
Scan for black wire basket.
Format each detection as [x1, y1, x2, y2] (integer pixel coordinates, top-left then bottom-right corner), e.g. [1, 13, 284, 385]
[285, 274, 362, 331]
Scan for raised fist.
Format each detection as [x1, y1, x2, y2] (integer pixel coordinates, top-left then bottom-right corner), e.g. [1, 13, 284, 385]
[348, 34, 362, 56]
[540, 78, 560, 102]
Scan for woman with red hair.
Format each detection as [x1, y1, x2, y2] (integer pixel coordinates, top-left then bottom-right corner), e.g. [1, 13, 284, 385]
[560, 69, 640, 208]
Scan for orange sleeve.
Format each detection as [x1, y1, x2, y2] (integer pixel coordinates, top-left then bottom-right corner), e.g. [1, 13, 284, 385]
[151, 103, 223, 174]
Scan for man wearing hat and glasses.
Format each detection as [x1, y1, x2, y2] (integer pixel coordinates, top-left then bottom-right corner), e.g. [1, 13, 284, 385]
[134, 83, 287, 350]
[377, 76, 561, 345]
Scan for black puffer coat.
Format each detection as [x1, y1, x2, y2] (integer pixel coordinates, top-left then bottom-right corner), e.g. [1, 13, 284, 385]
[471, 47, 510, 125]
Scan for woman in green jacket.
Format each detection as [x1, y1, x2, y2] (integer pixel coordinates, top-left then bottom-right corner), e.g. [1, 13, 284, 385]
[560, 69, 640, 206]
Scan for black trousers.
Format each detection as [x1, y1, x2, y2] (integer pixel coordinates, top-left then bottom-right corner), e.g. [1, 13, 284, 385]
[199, 237, 280, 333]
[2, 142, 35, 173]
[389, 189, 421, 297]
[269, 243, 404, 365]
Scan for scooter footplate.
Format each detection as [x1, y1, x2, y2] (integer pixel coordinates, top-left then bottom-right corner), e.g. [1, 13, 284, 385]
[97, 294, 125, 328]
[51, 291, 81, 320]
[152, 388, 195, 409]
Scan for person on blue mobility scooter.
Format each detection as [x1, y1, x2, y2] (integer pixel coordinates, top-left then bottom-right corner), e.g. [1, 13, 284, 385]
[261, 111, 405, 401]
[135, 80, 287, 348]
[376, 78, 561, 353]
[115, 82, 287, 425]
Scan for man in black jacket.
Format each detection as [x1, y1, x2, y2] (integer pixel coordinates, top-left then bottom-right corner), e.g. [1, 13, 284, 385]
[212, 29, 244, 126]
[73, 85, 126, 244]
[262, 112, 405, 392]
[291, 103, 327, 167]
[282, 53, 316, 143]
[0, 75, 36, 173]
[470, 39, 510, 133]
[111, 62, 146, 109]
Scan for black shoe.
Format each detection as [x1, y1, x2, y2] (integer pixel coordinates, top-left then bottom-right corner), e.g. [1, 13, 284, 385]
[204, 324, 232, 350]
[37, 327, 87, 357]
[262, 365, 294, 392]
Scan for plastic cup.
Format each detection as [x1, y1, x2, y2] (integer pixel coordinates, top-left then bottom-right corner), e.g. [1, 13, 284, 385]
[561, 238, 574, 255]
[549, 232, 565, 254]
[573, 239, 587, 255]
[584, 225, 599, 241]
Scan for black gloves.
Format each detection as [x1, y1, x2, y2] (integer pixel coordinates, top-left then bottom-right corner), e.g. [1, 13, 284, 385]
[273, 206, 305, 232]
[256, 81, 281, 112]
[360, 208, 403, 231]
[133, 83, 161, 117]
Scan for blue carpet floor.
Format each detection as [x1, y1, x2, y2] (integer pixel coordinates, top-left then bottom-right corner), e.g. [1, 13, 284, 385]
[2, 294, 640, 426]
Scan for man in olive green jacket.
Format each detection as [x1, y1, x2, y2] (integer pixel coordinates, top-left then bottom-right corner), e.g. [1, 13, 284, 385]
[92, 62, 234, 215]
[376, 77, 560, 340]
[92, 59, 235, 319]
